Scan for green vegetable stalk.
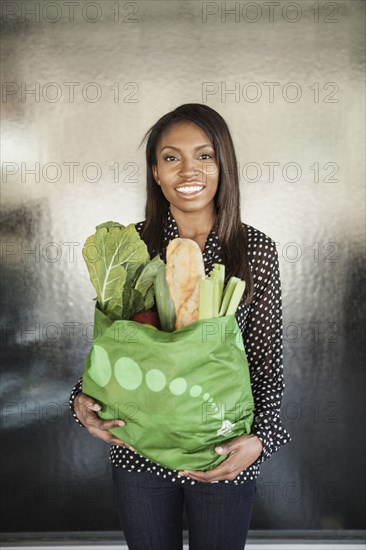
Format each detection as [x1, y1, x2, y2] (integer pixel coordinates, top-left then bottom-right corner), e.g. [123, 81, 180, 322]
[225, 279, 246, 315]
[209, 264, 225, 317]
[154, 264, 176, 332]
[199, 263, 246, 320]
[199, 279, 214, 320]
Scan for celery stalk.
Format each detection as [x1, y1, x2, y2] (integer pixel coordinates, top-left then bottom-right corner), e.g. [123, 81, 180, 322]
[218, 276, 241, 316]
[212, 279, 220, 317]
[199, 278, 214, 319]
[209, 264, 225, 314]
[225, 280, 246, 316]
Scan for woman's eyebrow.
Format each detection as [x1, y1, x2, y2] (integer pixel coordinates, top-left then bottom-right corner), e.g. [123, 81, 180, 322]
[160, 144, 213, 152]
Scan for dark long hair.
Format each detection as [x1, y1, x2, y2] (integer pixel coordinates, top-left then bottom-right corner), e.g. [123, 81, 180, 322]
[138, 103, 254, 304]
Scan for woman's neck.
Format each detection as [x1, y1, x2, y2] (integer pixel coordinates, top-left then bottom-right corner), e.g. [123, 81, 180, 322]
[169, 204, 216, 240]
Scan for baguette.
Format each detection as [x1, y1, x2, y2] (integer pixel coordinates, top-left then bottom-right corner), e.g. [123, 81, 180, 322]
[166, 238, 205, 329]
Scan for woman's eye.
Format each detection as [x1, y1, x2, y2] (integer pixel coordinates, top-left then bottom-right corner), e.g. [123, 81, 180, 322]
[163, 153, 214, 162]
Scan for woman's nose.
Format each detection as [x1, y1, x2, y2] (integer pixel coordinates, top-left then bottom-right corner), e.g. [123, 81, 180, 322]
[178, 157, 199, 177]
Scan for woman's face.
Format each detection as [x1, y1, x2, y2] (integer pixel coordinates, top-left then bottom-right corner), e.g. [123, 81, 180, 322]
[152, 121, 220, 215]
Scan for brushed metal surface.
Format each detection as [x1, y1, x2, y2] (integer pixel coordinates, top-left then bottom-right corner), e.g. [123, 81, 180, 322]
[1, 0, 365, 533]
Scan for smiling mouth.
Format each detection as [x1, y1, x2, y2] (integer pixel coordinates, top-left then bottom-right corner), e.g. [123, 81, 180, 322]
[175, 185, 205, 195]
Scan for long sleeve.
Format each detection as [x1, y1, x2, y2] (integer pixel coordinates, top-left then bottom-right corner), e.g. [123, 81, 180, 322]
[69, 377, 86, 428]
[243, 237, 292, 464]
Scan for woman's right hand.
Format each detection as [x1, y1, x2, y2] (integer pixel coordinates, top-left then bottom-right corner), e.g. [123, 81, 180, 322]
[74, 392, 136, 452]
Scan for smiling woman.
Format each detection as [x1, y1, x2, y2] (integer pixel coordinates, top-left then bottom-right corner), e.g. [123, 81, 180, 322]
[138, 103, 254, 304]
[151, 122, 219, 249]
[69, 103, 292, 550]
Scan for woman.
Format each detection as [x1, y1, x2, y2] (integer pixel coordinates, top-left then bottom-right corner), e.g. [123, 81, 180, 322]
[70, 103, 292, 549]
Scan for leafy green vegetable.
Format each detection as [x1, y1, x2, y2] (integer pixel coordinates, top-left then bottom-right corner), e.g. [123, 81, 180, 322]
[82, 221, 163, 321]
[121, 284, 145, 321]
[134, 255, 165, 310]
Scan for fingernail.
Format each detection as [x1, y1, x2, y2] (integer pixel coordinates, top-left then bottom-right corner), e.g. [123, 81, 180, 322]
[215, 446, 223, 453]
[117, 420, 125, 426]
[92, 404, 101, 411]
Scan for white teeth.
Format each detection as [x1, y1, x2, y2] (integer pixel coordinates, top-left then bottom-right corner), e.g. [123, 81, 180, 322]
[176, 186, 204, 194]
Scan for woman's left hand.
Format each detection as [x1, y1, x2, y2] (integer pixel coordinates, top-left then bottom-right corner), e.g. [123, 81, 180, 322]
[177, 434, 263, 483]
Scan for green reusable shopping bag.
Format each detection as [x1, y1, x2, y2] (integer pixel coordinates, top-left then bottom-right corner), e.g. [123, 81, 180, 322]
[82, 302, 254, 471]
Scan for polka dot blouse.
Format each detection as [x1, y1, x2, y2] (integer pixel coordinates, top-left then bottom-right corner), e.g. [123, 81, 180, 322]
[69, 208, 292, 485]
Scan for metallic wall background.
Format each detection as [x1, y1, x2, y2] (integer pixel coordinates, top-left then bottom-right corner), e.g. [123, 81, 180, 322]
[1, 0, 365, 533]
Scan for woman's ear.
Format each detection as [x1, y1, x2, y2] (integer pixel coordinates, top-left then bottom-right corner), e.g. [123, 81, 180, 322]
[152, 165, 160, 184]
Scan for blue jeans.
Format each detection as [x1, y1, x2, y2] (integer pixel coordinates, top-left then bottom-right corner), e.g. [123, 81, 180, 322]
[111, 464, 256, 550]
